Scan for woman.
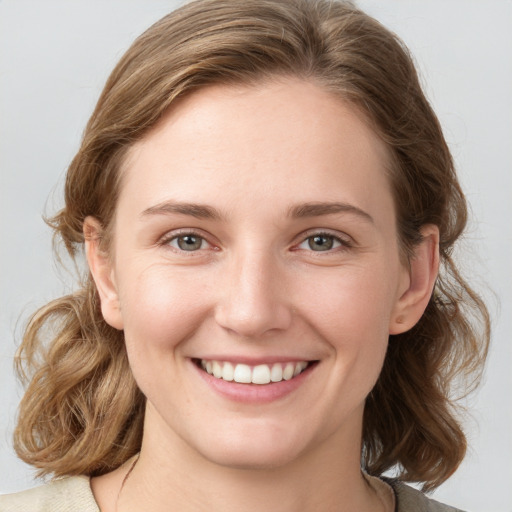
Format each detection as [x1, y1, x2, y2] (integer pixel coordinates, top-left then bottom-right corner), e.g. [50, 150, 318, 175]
[0, 0, 490, 511]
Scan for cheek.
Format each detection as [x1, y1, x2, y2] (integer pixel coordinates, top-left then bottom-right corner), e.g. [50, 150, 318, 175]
[116, 264, 220, 405]
[297, 264, 398, 340]
[295, 264, 399, 390]
[118, 264, 214, 354]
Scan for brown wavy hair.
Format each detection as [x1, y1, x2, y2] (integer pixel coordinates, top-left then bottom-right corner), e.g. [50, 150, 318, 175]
[14, 0, 490, 491]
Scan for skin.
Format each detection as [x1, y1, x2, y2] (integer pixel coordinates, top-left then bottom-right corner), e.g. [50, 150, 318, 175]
[87, 78, 439, 512]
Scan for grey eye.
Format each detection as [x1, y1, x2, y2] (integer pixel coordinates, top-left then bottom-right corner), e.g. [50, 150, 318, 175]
[308, 235, 335, 251]
[298, 234, 342, 252]
[172, 235, 205, 251]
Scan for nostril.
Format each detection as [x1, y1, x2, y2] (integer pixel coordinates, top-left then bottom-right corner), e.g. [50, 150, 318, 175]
[214, 301, 293, 338]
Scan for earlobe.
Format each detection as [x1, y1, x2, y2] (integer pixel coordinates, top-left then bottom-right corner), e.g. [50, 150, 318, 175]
[84, 216, 124, 330]
[389, 225, 440, 335]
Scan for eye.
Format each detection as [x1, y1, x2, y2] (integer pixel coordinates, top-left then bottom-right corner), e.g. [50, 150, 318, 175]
[297, 233, 345, 252]
[167, 233, 210, 252]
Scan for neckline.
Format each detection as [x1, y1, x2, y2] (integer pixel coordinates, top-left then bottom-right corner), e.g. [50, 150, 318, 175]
[84, 472, 399, 512]
[363, 473, 397, 512]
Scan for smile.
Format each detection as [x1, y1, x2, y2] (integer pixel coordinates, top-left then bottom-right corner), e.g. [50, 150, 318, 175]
[199, 359, 310, 385]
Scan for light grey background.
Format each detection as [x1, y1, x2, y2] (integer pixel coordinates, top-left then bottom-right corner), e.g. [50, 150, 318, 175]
[1, 1, 511, 510]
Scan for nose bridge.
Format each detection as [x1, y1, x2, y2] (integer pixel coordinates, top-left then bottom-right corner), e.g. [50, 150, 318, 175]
[215, 241, 292, 337]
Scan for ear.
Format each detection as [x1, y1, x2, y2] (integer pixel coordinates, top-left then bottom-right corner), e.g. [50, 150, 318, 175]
[389, 224, 440, 335]
[84, 216, 124, 330]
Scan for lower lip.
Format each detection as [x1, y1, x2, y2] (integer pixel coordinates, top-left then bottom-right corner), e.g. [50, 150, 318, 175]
[191, 360, 316, 404]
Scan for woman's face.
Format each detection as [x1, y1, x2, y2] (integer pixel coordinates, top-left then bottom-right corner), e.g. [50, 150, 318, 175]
[93, 79, 414, 469]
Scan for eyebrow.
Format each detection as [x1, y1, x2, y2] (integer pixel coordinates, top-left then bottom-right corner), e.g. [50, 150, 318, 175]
[140, 200, 374, 224]
[287, 202, 374, 224]
[140, 201, 224, 220]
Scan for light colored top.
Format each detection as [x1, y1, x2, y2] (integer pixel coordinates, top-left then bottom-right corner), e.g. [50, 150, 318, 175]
[0, 474, 465, 511]
[365, 473, 396, 511]
[0, 476, 99, 511]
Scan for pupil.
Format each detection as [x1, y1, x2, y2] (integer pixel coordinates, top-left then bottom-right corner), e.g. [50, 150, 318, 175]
[178, 235, 201, 251]
[309, 235, 333, 251]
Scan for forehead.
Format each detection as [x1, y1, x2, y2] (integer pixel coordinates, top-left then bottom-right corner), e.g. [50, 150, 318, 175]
[120, 78, 393, 221]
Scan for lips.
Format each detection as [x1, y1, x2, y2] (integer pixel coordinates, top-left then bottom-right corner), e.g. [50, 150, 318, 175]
[199, 359, 310, 385]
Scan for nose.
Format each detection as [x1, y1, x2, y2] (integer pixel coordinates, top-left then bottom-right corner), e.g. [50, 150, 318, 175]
[214, 249, 293, 338]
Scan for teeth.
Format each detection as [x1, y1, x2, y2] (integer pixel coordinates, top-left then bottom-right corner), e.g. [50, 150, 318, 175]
[212, 361, 223, 378]
[233, 364, 252, 383]
[222, 361, 234, 381]
[252, 364, 271, 385]
[294, 361, 308, 377]
[283, 363, 294, 381]
[270, 363, 283, 382]
[200, 359, 310, 385]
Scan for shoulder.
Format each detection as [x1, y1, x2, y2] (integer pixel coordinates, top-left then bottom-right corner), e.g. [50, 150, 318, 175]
[393, 481, 466, 512]
[0, 475, 99, 512]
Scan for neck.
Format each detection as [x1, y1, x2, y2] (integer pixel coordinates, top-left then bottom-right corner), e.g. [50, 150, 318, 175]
[114, 407, 381, 512]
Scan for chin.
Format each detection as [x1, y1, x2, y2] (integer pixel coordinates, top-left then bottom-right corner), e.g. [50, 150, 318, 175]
[192, 421, 309, 471]
[201, 444, 302, 471]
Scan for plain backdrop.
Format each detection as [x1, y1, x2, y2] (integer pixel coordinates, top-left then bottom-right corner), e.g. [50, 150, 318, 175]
[1, 1, 511, 511]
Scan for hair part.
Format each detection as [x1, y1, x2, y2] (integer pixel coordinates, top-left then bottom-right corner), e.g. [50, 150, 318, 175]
[14, 0, 489, 490]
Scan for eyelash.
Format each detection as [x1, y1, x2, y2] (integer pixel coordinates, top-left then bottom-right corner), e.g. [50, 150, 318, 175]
[294, 231, 353, 253]
[159, 229, 215, 253]
[158, 229, 353, 255]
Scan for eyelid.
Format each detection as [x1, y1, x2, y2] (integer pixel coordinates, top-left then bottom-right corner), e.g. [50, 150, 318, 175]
[158, 228, 218, 252]
[157, 227, 354, 253]
[293, 229, 355, 251]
